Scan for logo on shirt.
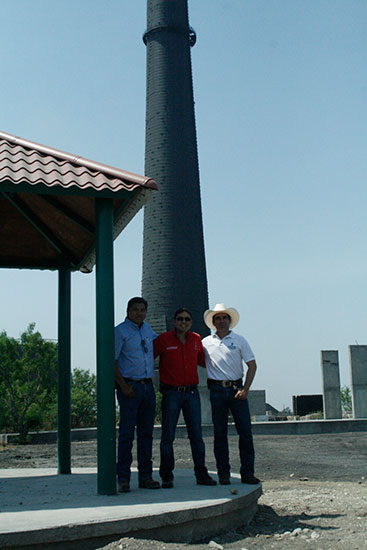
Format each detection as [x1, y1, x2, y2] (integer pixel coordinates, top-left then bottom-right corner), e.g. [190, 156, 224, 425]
[166, 346, 178, 350]
[228, 343, 237, 350]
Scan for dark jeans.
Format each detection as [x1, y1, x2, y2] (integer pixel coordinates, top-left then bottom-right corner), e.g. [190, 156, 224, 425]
[209, 384, 255, 478]
[116, 381, 156, 482]
[160, 387, 208, 480]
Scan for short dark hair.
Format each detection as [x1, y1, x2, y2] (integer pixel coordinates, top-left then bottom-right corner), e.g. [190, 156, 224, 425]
[213, 313, 231, 323]
[127, 297, 148, 311]
[174, 307, 192, 319]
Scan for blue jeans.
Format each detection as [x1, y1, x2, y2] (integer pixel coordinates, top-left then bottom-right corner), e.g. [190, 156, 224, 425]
[209, 384, 255, 478]
[160, 388, 208, 480]
[116, 381, 156, 482]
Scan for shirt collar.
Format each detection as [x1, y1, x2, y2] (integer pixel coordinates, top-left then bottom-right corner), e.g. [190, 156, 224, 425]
[172, 329, 192, 340]
[124, 317, 144, 330]
[213, 330, 232, 340]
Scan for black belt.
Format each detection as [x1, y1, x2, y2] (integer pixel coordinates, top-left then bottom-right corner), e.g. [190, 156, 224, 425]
[160, 383, 197, 393]
[124, 378, 152, 384]
[207, 378, 242, 388]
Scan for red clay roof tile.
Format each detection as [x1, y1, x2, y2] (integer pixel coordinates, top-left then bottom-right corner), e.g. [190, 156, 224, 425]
[0, 131, 158, 272]
[0, 131, 157, 193]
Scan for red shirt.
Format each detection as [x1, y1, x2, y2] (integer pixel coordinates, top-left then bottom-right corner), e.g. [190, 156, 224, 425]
[153, 330, 205, 386]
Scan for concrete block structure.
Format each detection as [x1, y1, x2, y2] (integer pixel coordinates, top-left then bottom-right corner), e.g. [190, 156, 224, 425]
[292, 394, 323, 416]
[349, 345, 367, 418]
[321, 350, 342, 419]
[247, 390, 266, 416]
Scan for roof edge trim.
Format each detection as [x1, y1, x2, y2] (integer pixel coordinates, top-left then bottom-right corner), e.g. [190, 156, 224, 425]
[0, 130, 158, 190]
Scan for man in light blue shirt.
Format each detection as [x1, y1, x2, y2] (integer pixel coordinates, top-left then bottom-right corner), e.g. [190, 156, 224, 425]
[115, 297, 160, 492]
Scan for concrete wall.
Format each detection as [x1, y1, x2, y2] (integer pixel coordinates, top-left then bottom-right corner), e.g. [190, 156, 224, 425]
[198, 369, 212, 424]
[349, 345, 367, 418]
[3, 418, 367, 445]
[321, 350, 342, 419]
[247, 390, 266, 416]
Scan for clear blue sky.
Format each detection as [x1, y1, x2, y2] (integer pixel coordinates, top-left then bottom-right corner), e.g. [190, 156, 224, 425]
[1, 0, 366, 409]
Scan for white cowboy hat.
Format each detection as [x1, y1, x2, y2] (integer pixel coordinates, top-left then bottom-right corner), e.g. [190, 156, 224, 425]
[203, 303, 240, 331]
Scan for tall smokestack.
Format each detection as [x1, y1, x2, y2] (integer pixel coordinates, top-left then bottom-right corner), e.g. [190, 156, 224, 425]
[142, 0, 209, 336]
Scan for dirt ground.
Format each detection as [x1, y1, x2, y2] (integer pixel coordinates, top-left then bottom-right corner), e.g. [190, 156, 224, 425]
[1, 432, 367, 549]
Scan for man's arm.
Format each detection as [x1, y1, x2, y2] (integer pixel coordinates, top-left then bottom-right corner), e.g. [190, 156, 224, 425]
[234, 360, 257, 400]
[153, 335, 160, 359]
[197, 338, 206, 368]
[115, 360, 135, 398]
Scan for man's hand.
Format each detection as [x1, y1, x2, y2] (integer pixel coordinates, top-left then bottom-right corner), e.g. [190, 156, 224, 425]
[235, 360, 257, 400]
[115, 360, 135, 398]
[116, 376, 135, 397]
[234, 387, 249, 400]
[119, 379, 135, 398]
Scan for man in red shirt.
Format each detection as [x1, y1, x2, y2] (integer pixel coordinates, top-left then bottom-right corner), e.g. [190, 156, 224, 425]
[154, 308, 216, 488]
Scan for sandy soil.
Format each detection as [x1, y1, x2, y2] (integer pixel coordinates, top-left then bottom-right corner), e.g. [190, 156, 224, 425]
[1, 432, 366, 549]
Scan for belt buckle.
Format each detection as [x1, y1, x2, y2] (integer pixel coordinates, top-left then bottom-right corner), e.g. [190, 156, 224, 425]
[223, 381, 232, 388]
[177, 386, 186, 392]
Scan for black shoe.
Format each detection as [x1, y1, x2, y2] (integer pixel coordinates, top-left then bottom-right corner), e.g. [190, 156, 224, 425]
[118, 479, 130, 493]
[241, 474, 261, 485]
[196, 474, 217, 486]
[161, 479, 174, 489]
[139, 478, 161, 489]
[219, 477, 231, 485]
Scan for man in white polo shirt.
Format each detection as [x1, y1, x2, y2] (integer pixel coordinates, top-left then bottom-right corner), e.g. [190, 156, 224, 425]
[202, 304, 260, 486]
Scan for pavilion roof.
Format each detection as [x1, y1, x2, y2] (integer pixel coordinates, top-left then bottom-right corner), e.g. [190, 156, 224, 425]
[0, 131, 157, 272]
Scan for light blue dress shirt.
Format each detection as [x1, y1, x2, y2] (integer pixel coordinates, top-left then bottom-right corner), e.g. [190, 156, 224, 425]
[115, 318, 157, 380]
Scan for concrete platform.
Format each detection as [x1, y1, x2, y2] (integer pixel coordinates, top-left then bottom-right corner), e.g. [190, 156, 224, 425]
[0, 468, 262, 549]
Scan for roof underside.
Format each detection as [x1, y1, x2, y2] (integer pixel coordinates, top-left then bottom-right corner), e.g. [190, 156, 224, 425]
[0, 131, 157, 272]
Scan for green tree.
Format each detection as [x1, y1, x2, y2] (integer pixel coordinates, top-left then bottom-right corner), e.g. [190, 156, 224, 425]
[0, 323, 57, 442]
[277, 406, 291, 417]
[340, 385, 352, 413]
[71, 368, 97, 428]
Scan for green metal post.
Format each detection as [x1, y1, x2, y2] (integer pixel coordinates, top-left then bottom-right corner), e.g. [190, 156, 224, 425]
[95, 197, 116, 495]
[58, 266, 71, 474]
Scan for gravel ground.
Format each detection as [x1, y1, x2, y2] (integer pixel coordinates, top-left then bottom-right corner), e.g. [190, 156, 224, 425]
[1, 432, 366, 549]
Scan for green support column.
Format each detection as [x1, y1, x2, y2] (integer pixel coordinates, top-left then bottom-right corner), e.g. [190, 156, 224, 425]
[58, 266, 71, 474]
[95, 197, 116, 495]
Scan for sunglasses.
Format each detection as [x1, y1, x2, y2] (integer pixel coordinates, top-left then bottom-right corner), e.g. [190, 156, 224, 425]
[141, 339, 148, 353]
[175, 316, 192, 322]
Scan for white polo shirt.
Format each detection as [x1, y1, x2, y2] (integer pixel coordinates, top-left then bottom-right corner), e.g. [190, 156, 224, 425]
[202, 331, 255, 381]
